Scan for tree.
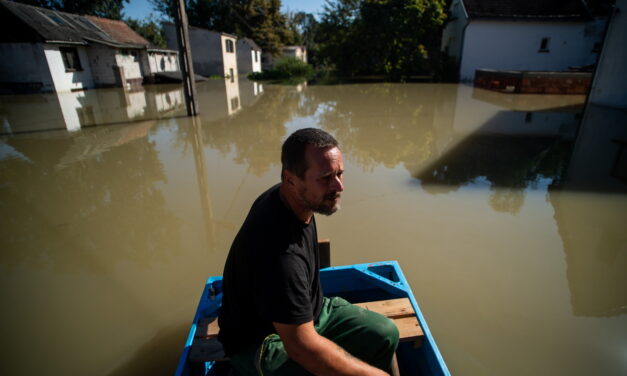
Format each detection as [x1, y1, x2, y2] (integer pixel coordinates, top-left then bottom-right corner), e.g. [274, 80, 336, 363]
[150, 0, 294, 55]
[11, 0, 129, 20]
[126, 15, 167, 48]
[287, 11, 319, 63]
[316, 0, 448, 79]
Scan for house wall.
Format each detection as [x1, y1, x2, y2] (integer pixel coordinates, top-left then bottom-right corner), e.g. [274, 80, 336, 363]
[0, 43, 55, 92]
[165, 24, 228, 77]
[221, 35, 238, 78]
[44, 44, 95, 92]
[283, 47, 307, 63]
[86, 45, 143, 88]
[588, 0, 627, 109]
[251, 50, 261, 72]
[115, 50, 143, 81]
[236, 41, 262, 74]
[459, 21, 603, 82]
[86, 44, 119, 86]
[147, 51, 179, 74]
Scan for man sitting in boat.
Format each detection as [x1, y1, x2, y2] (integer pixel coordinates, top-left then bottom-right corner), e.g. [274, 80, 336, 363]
[218, 128, 399, 375]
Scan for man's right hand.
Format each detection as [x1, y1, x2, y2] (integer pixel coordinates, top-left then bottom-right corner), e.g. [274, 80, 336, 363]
[272, 320, 389, 376]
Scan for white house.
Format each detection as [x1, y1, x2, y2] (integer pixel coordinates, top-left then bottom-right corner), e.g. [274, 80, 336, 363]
[441, 0, 605, 82]
[0, 1, 179, 93]
[261, 45, 307, 70]
[164, 23, 238, 79]
[588, 0, 627, 109]
[236, 37, 262, 74]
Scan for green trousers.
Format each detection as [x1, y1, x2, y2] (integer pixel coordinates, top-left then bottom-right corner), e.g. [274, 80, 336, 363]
[229, 297, 400, 375]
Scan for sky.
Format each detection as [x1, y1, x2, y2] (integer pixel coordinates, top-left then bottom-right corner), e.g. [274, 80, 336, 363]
[124, 0, 328, 20]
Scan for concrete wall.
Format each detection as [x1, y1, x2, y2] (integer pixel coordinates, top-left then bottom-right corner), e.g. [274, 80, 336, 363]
[459, 20, 604, 81]
[44, 45, 95, 92]
[0, 43, 55, 92]
[588, 0, 627, 109]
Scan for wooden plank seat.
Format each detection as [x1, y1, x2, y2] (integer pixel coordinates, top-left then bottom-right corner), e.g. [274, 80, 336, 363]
[189, 298, 424, 362]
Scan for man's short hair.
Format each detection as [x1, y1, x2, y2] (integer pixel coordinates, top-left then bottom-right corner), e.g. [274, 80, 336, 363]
[281, 128, 339, 180]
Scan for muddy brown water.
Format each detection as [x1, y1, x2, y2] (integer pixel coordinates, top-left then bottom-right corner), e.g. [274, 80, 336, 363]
[1, 78, 626, 375]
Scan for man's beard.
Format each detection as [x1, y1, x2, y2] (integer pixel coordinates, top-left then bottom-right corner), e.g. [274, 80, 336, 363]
[298, 189, 341, 216]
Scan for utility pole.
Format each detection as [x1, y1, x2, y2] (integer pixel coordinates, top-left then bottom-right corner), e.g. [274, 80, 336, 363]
[174, 0, 199, 116]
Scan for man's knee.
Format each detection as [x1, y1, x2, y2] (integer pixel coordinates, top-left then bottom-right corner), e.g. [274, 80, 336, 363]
[369, 313, 400, 350]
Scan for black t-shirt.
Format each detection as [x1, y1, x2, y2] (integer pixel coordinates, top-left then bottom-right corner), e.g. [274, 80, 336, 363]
[218, 184, 323, 356]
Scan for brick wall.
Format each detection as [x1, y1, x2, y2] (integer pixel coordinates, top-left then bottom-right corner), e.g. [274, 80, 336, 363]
[474, 69, 591, 94]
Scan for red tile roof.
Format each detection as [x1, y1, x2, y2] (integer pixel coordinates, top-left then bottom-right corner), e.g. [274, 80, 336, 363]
[85, 15, 149, 47]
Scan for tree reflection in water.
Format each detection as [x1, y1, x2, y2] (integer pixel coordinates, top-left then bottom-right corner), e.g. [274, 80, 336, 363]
[0, 122, 182, 273]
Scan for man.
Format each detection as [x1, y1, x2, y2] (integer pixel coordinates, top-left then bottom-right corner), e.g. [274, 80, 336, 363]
[218, 128, 399, 375]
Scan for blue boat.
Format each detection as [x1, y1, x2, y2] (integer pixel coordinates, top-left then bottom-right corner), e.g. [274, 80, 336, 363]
[174, 261, 450, 376]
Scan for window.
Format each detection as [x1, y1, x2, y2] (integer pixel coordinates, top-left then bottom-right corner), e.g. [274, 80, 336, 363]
[229, 68, 234, 83]
[60, 47, 82, 72]
[225, 39, 234, 53]
[254, 50, 258, 62]
[230, 97, 239, 111]
[539, 37, 550, 52]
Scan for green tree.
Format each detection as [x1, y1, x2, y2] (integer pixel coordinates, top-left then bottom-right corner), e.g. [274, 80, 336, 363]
[317, 0, 447, 79]
[150, 0, 294, 55]
[287, 11, 319, 63]
[126, 15, 167, 48]
[12, 0, 129, 19]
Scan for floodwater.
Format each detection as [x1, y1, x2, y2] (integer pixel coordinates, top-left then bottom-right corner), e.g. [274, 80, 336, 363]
[1, 78, 626, 376]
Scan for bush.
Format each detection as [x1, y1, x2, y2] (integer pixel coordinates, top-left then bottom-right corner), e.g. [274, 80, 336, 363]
[249, 57, 314, 81]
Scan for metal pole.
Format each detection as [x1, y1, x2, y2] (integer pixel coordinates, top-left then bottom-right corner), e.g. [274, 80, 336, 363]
[174, 0, 199, 116]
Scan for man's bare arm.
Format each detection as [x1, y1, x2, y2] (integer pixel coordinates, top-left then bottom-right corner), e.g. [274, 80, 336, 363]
[273, 321, 389, 376]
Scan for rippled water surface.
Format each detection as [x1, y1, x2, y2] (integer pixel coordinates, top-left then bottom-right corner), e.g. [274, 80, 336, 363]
[1, 79, 626, 376]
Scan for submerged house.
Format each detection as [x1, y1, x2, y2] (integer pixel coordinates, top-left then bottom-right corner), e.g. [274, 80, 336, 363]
[441, 0, 605, 82]
[261, 45, 307, 70]
[236, 37, 262, 74]
[0, 0, 179, 93]
[164, 23, 238, 79]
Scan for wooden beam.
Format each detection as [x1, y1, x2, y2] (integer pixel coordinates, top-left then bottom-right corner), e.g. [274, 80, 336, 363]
[197, 298, 423, 344]
[354, 298, 415, 319]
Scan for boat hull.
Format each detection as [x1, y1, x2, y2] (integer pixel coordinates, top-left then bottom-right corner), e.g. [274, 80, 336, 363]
[174, 261, 450, 375]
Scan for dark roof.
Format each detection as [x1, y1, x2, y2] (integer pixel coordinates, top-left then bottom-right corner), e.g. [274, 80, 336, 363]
[238, 37, 261, 51]
[165, 22, 239, 39]
[0, 0, 148, 47]
[462, 0, 591, 20]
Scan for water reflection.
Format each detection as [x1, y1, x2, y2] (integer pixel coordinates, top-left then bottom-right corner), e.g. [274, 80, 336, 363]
[1, 81, 626, 376]
[0, 124, 182, 272]
[199, 85, 305, 176]
[0, 86, 187, 134]
[549, 103, 627, 317]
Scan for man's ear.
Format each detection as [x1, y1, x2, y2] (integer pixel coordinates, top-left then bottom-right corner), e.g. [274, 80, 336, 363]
[283, 169, 297, 186]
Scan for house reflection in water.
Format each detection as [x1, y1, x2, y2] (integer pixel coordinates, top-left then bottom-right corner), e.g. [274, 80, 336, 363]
[0, 85, 186, 134]
[413, 84, 627, 318]
[549, 103, 627, 318]
[415, 85, 582, 214]
[0, 77, 265, 135]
